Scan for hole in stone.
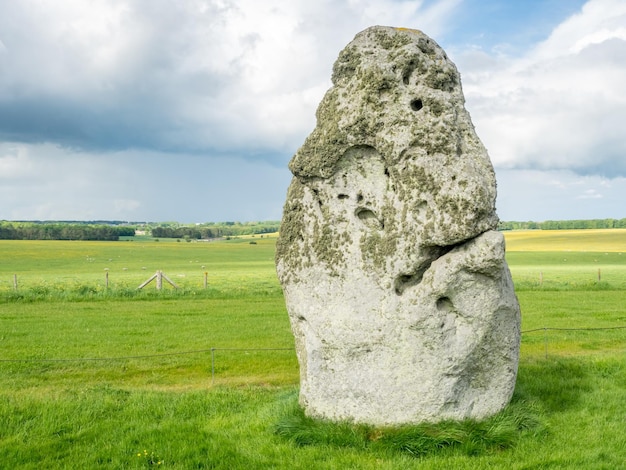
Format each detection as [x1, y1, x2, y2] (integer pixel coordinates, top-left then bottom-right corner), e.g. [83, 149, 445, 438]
[402, 60, 417, 85]
[394, 274, 417, 295]
[356, 208, 382, 230]
[384, 167, 390, 177]
[356, 208, 376, 220]
[337, 194, 349, 200]
[357, 193, 364, 203]
[436, 296, 454, 312]
[410, 99, 423, 111]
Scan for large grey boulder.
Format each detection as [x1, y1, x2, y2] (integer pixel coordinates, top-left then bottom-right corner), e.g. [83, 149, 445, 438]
[276, 26, 521, 425]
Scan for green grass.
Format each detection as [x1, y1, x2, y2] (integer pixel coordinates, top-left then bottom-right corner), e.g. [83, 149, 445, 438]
[505, 229, 626, 290]
[1, 230, 625, 468]
[0, 236, 280, 297]
[2, 358, 625, 468]
[0, 297, 296, 392]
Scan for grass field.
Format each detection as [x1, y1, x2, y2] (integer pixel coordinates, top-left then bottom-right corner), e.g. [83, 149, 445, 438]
[0, 235, 281, 298]
[505, 229, 626, 290]
[1, 230, 625, 468]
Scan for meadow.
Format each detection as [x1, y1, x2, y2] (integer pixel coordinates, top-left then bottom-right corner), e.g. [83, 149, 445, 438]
[1, 230, 625, 468]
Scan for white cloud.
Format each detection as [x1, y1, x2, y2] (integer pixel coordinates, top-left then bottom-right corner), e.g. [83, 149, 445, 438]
[536, 0, 626, 57]
[496, 168, 625, 221]
[456, 0, 626, 177]
[0, 145, 34, 178]
[577, 189, 603, 199]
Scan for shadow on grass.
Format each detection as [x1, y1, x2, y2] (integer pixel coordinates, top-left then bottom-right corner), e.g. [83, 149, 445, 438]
[514, 357, 591, 413]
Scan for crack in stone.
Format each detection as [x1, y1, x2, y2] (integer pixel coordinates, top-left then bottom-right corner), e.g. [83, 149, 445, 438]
[393, 243, 461, 295]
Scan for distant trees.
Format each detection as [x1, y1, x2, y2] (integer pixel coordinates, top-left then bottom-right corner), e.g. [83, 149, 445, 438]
[498, 218, 626, 231]
[149, 221, 280, 239]
[0, 220, 283, 241]
[3, 218, 626, 241]
[0, 222, 135, 240]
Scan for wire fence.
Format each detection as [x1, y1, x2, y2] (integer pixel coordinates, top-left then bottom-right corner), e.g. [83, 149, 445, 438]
[0, 347, 297, 384]
[1, 326, 625, 383]
[521, 325, 626, 359]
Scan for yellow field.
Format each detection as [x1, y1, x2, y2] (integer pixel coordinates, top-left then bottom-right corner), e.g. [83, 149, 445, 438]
[503, 228, 626, 252]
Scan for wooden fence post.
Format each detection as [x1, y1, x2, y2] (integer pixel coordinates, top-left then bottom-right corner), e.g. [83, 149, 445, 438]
[137, 272, 158, 290]
[204, 272, 208, 289]
[160, 271, 179, 289]
[137, 271, 179, 290]
[13, 274, 17, 291]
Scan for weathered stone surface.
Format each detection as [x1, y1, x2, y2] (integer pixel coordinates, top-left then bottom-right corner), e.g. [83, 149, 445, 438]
[276, 26, 521, 425]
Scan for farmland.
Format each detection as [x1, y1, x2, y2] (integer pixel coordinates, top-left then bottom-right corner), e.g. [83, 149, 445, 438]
[1, 230, 625, 468]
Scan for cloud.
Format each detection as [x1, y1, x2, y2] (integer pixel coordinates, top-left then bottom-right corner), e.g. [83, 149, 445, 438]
[0, 145, 34, 179]
[0, 0, 459, 162]
[455, 0, 626, 178]
[2, 0, 625, 222]
[495, 168, 625, 221]
[0, 141, 291, 222]
[577, 189, 603, 199]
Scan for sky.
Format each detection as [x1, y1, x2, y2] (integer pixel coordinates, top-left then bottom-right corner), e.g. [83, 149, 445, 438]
[1, 0, 625, 223]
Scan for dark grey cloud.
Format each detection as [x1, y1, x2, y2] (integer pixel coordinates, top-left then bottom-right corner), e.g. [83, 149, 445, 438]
[0, 1, 253, 154]
[0, 0, 459, 164]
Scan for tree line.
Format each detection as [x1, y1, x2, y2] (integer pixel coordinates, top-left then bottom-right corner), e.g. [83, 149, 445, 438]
[2, 218, 624, 241]
[0, 220, 281, 241]
[498, 218, 626, 230]
[0, 222, 136, 241]
[150, 221, 280, 239]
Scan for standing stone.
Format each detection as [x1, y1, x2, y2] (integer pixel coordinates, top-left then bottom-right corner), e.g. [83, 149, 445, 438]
[276, 26, 521, 425]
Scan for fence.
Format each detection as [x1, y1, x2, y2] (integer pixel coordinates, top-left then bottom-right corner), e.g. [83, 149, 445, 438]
[8, 271, 208, 292]
[0, 347, 297, 384]
[522, 325, 626, 358]
[1, 326, 625, 382]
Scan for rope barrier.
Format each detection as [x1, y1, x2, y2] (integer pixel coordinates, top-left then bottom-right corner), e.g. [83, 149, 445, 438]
[1, 326, 625, 364]
[522, 325, 626, 333]
[0, 347, 295, 364]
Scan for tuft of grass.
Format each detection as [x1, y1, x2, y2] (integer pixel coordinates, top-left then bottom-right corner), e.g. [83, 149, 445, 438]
[274, 394, 545, 459]
[274, 396, 369, 449]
